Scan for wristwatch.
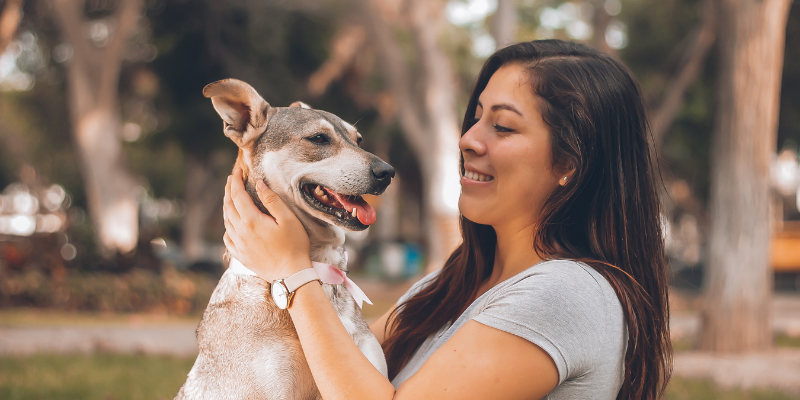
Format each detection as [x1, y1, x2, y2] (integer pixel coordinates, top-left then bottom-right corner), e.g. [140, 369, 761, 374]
[270, 268, 321, 309]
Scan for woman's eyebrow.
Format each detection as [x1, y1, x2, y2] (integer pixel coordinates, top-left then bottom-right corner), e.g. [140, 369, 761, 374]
[490, 103, 523, 116]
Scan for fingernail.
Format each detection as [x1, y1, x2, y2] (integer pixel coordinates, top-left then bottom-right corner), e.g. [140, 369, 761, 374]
[257, 181, 267, 191]
[227, 176, 231, 183]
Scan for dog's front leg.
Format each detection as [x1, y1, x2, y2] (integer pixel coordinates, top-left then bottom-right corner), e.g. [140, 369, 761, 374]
[357, 334, 389, 377]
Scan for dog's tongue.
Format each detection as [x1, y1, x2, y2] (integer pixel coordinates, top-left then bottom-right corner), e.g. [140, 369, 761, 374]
[329, 192, 376, 225]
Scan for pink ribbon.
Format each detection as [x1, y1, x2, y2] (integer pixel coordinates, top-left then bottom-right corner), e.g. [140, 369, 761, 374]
[312, 261, 372, 309]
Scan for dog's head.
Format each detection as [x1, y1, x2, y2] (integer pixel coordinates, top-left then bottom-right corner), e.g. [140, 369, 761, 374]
[204, 79, 394, 231]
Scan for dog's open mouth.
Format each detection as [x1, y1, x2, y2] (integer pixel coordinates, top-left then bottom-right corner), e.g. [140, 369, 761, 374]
[301, 184, 377, 226]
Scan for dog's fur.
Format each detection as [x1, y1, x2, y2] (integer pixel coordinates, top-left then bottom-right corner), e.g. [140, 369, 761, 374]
[175, 79, 391, 400]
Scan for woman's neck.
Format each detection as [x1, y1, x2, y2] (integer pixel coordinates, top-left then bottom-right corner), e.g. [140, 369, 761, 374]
[480, 221, 544, 294]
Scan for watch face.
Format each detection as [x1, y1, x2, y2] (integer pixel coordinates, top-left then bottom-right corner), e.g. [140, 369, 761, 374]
[271, 281, 289, 309]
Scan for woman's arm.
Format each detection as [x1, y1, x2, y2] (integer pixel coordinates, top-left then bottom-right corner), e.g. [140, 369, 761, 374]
[224, 169, 559, 400]
[289, 276, 397, 398]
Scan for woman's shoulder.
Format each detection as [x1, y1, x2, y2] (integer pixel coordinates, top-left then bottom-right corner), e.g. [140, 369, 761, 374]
[474, 259, 627, 388]
[396, 269, 442, 305]
[516, 258, 610, 284]
[480, 258, 621, 320]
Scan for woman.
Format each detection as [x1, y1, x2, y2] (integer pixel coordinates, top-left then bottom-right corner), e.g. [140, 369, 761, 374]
[223, 39, 672, 399]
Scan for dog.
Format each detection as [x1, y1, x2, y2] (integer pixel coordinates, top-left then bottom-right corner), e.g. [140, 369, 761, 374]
[175, 79, 392, 399]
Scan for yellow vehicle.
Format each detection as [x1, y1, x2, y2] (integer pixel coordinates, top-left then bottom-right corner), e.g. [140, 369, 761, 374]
[772, 221, 800, 272]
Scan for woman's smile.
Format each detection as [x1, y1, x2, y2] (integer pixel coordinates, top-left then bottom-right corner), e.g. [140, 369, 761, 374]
[461, 167, 495, 183]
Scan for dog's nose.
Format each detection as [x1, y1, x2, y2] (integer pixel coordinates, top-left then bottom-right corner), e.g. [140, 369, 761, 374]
[371, 162, 395, 182]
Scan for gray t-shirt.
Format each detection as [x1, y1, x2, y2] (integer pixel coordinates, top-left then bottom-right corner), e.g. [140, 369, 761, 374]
[390, 260, 627, 399]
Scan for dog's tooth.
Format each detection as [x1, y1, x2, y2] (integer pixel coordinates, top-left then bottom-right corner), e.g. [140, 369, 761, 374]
[314, 185, 324, 196]
[352, 208, 357, 218]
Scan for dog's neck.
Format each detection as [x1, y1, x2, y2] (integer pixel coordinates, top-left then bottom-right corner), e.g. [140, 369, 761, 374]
[303, 218, 348, 271]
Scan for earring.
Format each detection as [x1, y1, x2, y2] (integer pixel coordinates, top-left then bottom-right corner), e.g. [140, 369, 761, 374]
[560, 176, 568, 186]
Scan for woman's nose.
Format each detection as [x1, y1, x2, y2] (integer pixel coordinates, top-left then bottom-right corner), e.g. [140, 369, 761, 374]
[459, 124, 487, 157]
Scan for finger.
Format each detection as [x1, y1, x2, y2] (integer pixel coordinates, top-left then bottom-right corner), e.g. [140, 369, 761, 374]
[255, 179, 296, 226]
[224, 175, 241, 224]
[223, 232, 238, 257]
[230, 168, 273, 222]
[223, 211, 238, 239]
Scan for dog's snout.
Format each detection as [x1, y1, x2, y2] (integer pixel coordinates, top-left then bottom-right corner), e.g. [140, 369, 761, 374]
[371, 162, 395, 182]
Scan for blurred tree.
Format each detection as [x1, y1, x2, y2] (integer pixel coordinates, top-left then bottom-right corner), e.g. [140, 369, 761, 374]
[491, 0, 517, 49]
[0, 0, 23, 54]
[355, 0, 463, 272]
[778, 7, 800, 149]
[645, 0, 716, 147]
[50, 0, 144, 257]
[699, 0, 793, 352]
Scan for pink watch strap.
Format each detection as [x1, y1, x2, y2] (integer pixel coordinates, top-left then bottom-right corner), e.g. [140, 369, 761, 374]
[284, 268, 321, 293]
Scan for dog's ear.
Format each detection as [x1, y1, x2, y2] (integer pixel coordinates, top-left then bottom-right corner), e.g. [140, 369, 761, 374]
[203, 79, 270, 148]
[289, 101, 312, 109]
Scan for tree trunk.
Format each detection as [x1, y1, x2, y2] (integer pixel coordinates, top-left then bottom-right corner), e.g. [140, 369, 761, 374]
[358, 0, 462, 273]
[699, 0, 792, 352]
[0, 0, 23, 55]
[51, 0, 143, 257]
[491, 0, 516, 49]
[590, 0, 614, 55]
[409, 0, 463, 272]
[181, 154, 225, 263]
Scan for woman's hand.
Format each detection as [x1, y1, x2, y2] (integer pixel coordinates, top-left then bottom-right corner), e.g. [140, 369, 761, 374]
[223, 168, 312, 282]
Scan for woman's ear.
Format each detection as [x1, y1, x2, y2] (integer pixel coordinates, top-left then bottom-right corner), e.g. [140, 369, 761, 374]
[557, 164, 576, 186]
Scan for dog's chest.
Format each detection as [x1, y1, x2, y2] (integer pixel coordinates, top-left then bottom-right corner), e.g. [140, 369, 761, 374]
[183, 272, 318, 400]
[183, 268, 371, 400]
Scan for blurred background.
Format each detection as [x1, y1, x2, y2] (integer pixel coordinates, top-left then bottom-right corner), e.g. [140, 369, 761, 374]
[1, 0, 799, 398]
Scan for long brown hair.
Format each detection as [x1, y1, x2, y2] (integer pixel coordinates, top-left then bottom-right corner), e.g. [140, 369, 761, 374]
[381, 40, 672, 399]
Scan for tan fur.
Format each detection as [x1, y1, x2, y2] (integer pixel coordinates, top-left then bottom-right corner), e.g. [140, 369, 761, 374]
[175, 79, 389, 400]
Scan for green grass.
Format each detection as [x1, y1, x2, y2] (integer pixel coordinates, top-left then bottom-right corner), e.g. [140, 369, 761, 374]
[776, 334, 800, 349]
[666, 376, 799, 400]
[0, 353, 194, 400]
[2, 354, 799, 400]
[671, 334, 800, 354]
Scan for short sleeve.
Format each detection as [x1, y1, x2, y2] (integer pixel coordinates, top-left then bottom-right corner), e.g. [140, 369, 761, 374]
[397, 269, 441, 305]
[472, 261, 621, 384]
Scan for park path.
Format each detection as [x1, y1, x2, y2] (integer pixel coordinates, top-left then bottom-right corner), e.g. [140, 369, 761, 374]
[0, 324, 198, 356]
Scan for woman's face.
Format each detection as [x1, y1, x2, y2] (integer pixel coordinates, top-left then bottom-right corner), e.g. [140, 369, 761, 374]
[459, 63, 565, 230]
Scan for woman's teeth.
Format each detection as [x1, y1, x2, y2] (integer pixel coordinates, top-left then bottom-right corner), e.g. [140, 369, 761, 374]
[464, 171, 494, 182]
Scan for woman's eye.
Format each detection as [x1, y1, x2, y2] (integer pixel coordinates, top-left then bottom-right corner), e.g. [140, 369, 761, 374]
[493, 124, 514, 133]
[307, 134, 330, 144]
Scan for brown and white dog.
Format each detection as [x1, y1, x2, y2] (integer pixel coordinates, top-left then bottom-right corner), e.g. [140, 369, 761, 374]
[175, 79, 391, 400]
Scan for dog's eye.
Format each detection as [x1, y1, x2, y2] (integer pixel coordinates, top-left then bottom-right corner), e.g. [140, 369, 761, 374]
[356, 137, 363, 145]
[307, 134, 330, 144]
